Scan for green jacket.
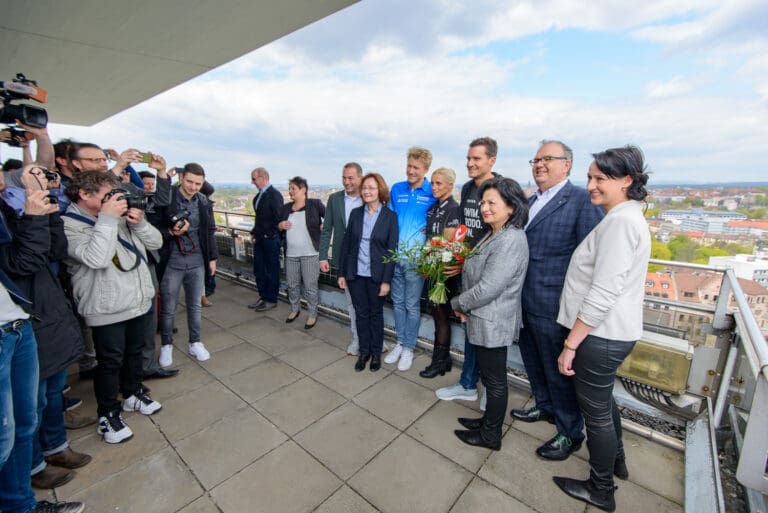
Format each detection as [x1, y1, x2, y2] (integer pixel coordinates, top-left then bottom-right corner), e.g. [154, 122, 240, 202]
[319, 190, 358, 268]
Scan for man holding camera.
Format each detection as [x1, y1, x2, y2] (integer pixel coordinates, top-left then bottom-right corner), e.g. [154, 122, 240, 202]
[155, 163, 217, 366]
[62, 171, 163, 444]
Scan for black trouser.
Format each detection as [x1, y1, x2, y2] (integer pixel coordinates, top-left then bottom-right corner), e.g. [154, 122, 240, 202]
[475, 344, 508, 444]
[572, 335, 635, 491]
[91, 309, 153, 416]
[430, 302, 452, 348]
[348, 276, 385, 357]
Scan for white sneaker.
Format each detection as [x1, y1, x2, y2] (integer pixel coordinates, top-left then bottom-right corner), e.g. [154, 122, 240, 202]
[188, 342, 210, 362]
[97, 412, 133, 444]
[384, 343, 403, 365]
[397, 348, 414, 371]
[159, 345, 173, 368]
[123, 392, 162, 415]
[435, 382, 478, 401]
[480, 388, 487, 411]
[346, 340, 360, 356]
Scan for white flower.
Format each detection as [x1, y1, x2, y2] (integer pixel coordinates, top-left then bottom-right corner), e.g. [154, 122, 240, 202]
[441, 250, 453, 263]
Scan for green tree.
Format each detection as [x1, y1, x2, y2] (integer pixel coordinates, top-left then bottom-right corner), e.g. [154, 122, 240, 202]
[649, 239, 672, 271]
[668, 235, 698, 262]
[693, 246, 729, 264]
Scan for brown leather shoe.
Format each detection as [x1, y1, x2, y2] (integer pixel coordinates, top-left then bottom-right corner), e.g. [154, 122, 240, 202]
[45, 447, 92, 469]
[31, 465, 76, 489]
[201, 296, 213, 307]
[64, 411, 98, 430]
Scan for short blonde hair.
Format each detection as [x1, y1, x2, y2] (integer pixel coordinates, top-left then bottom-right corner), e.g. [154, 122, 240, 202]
[407, 146, 432, 169]
[431, 167, 456, 184]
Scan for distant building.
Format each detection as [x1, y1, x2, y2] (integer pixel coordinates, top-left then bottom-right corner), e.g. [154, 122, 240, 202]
[709, 253, 768, 288]
[660, 208, 747, 234]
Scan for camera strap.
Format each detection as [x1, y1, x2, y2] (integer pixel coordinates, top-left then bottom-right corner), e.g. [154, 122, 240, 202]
[62, 212, 147, 271]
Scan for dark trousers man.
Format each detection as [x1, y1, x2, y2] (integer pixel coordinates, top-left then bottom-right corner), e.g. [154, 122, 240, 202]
[91, 311, 152, 417]
[517, 311, 584, 441]
[253, 235, 281, 304]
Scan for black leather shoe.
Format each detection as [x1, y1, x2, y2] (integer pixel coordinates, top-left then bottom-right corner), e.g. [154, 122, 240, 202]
[248, 299, 265, 309]
[355, 354, 370, 372]
[369, 355, 381, 371]
[536, 434, 583, 461]
[454, 429, 501, 451]
[457, 417, 483, 430]
[552, 476, 616, 512]
[614, 457, 629, 480]
[254, 301, 277, 312]
[510, 406, 555, 424]
[144, 368, 180, 380]
[285, 312, 300, 323]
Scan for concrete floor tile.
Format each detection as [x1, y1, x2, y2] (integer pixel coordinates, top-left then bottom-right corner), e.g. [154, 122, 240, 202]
[407, 400, 506, 473]
[198, 342, 271, 377]
[198, 329, 248, 353]
[450, 478, 536, 513]
[622, 431, 684, 504]
[277, 341, 346, 374]
[172, 317, 223, 341]
[253, 376, 345, 435]
[479, 428, 590, 513]
[143, 359, 216, 402]
[305, 317, 355, 347]
[315, 485, 379, 513]
[211, 441, 340, 513]
[231, 318, 316, 355]
[222, 357, 303, 403]
[65, 447, 203, 513]
[154, 381, 248, 441]
[175, 408, 288, 489]
[202, 297, 261, 328]
[354, 374, 438, 430]
[608, 478, 683, 513]
[295, 402, 399, 479]
[177, 495, 221, 513]
[349, 434, 473, 513]
[56, 414, 167, 496]
[311, 356, 392, 398]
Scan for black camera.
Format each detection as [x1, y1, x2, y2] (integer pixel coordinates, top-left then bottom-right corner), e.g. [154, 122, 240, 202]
[0, 74, 48, 129]
[103, 188, 154, 213]
[170, 209, 191, 230]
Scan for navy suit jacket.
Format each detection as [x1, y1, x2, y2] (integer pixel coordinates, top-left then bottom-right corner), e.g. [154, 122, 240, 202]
[523, 180, 603, 319]
[338, 206, 398, 284]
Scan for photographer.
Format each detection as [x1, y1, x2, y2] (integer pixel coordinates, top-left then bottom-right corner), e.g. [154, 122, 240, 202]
[155, 163, 217, 366]
[0, 164, 85, 513]
[62, 171, 163, 444]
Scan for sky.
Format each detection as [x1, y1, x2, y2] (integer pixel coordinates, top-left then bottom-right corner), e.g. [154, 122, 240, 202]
[5, 0, 768, 186]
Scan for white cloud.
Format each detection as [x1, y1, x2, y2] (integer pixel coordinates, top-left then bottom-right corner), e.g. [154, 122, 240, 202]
[645, 77, 694, 99]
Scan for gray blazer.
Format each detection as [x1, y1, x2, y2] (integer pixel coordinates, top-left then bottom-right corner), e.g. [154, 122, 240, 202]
[451, 226, 529, 348]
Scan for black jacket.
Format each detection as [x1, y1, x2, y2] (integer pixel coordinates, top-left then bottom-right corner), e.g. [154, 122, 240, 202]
[0, 202, 83, 380]
[280, 199, 325, 252]
[155, 186, 218, 281]
[250, 185, 284, 239]
[338, 205, 398, 284]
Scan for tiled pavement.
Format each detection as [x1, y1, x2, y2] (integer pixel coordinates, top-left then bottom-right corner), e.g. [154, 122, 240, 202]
[49, 279, 684, 513]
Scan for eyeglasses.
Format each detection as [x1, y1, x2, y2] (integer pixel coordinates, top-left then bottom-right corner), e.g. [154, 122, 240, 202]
[77, 157, 108, 163]
[529, 156, 568, 166]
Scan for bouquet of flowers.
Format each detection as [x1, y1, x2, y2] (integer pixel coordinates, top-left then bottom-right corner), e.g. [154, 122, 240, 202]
[384, 225, 471, 304]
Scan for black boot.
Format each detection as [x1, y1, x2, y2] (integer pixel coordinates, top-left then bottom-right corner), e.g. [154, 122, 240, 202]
[419, 346, 452, 378]
[552, 477, 616, 512]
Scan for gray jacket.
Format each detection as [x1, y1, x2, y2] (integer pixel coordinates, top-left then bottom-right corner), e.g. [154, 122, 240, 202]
[62, 202, 162, 326]
[451, 226, 529, 348]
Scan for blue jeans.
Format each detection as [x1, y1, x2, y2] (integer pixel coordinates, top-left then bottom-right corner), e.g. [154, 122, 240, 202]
[253, 235, 281, 304]
[160, 265, 205, 345]
[0, 319, 40, 513]
[459, 331, 479, 390]
[390, 263, 424, 350]
[31, 369, 69, 475]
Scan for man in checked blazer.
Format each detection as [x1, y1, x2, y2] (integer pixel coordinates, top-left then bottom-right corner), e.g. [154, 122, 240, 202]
[513, 140, 604, 461]
[319, 162, 364, 355]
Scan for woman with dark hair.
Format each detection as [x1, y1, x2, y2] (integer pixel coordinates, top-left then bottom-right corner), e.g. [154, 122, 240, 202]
[337, 173, 398, 371]
[279, 176, 325, 329]
[552, 145, 651, 512]
[451, 177, 529, 450]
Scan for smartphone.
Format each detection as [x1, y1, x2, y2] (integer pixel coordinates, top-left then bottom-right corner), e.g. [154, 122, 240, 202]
[138, 152, 153, 164]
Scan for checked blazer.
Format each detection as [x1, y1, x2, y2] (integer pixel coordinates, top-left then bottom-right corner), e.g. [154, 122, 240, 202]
[522, 180, 604, 319]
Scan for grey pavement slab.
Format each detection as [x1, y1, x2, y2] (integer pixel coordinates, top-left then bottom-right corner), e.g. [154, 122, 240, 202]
[143, 358, 216, 402]
[211, 441, 340, 513]
[349, 434, 473, 513]
[315, 485, 380, 513]
[311, 356, 391, 399]
[177, 495, 221, 513]
[277, 339, 347, 374]
[354, 373, 438, 430]
[197, 341, 271, 377]
[450, 477, 537, 513]
[222, 357, 304, 403]
[202, 296, 261, 328]
[253, 376, 345, 435]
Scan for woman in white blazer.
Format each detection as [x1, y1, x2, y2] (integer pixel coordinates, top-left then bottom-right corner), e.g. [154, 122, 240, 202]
[553, 145, 651, 512]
